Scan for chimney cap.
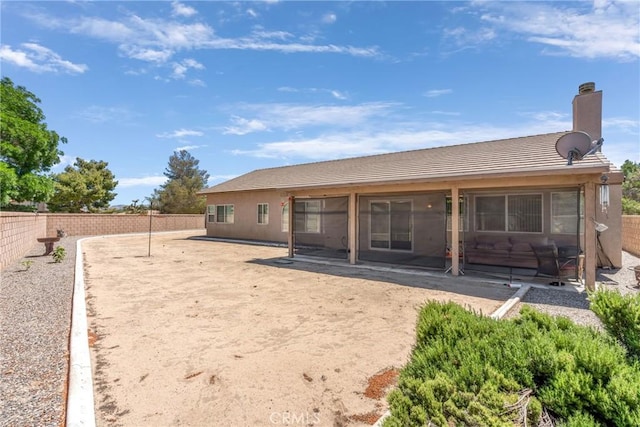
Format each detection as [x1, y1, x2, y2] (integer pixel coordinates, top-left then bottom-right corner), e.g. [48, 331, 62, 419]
[579, 82, 596, 94]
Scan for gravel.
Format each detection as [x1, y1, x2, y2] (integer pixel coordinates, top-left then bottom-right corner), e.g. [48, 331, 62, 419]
[0, 237, 79, 427]
[0, 237, 638, 426]
[504, 251, 640, 327]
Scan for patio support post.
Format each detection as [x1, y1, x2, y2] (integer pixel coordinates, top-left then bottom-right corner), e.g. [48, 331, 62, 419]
[451, 186, 460, 276]
[288, 195, 295, 258]
[349, 192, 357, 265]
[584, 182, 596, 291]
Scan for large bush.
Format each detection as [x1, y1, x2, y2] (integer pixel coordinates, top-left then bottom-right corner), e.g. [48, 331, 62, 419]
[384, 302, 640, 427]
[590, 289, 640, 362]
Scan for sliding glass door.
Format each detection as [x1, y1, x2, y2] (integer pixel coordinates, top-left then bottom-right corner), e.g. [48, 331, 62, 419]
[370, 200, 412, 250]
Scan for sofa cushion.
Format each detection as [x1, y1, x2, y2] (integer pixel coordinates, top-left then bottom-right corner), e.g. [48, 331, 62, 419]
[476, 235, 499, 244]
[510, 236, 548, 247]
[511, 242, 533, 252]
[476, 243, 494, 250]
[494, 240, 512, 250]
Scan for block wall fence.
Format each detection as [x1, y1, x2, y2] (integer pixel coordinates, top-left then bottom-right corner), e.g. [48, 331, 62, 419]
[622, 215, 640, 258]
[1, 212, 47, 271]
[1, 213, 205, 270]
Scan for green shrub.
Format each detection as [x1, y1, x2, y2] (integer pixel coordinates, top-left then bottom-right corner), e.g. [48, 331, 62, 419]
[590, 289, 640, 362]
[52, 246, 66, 263]
[384, 301, 640, 427]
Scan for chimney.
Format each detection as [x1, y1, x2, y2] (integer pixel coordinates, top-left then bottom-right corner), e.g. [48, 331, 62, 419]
[572, 82, 602, 145]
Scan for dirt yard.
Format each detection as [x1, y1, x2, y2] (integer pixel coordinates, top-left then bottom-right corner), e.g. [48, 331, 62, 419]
[83, 231, 513, 426]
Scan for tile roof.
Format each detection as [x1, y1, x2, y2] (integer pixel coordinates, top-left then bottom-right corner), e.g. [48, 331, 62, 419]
[200, 132, 614, 194]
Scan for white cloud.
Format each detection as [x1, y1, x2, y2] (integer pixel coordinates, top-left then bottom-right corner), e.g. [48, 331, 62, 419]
[157, 129, 204, 138]
[228, 106, 582, 161]
[277, 86, 348, 100]
[75, 105, 139, 124]
[223, 117, 269, 135]
[322, 13, 337, 24]
[430, 111, 461, 116]
[25, 11, 382, 69]
[442, 26, 497, 50]
[119, 176, 168, 187]
[330, 90, 347, 100]
[170, 58, 205, 79]
[603, 116, 640, 133]
[0, 43, 88, 74]
[188, 78, 206, 87]
[120, 46, 173, 63]
[175, 144, 206, 151]
[247, 8, 258, 18]
[221, 102, 396, 135]
[477, 1, 640, 60]
[518, 111, 570, 129]
[172, 1, 198, 18]
[53, 155, 77, 170]
[424, 89, 453, 98]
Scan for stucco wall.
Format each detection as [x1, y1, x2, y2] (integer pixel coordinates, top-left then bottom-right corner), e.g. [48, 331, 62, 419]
[205, 191, 289, 243]
[622, 215, 640, 258]
[0, 212, 47, 270]
[595, 184, 622, 267]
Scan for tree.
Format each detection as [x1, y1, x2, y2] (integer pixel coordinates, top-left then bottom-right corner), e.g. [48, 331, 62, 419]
[621, 160, 640, 215]
[48, 158, 118, 212]
[152, 150, 209, 214]
[1, 77, 67, 206]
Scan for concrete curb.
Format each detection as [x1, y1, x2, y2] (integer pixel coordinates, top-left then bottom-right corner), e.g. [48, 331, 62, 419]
[490, 284, 531, 320]
[373, 284, 532, 426]
[66, 237, 96, 427]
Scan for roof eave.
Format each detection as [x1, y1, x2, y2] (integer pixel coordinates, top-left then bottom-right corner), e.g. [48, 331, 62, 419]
[273, 164, 612, 192]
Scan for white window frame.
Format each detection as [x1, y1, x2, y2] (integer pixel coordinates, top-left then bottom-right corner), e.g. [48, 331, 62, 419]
[215, 204, 234, 224]
[446, 196, 468, 232]
[295, 200, 322, 234]
[551, 191, 583, 234]
[257, 203, 269, 225]
[475, 193, 543, 233]
[281, 202, 289, 232]
[207, 205, 216, 223]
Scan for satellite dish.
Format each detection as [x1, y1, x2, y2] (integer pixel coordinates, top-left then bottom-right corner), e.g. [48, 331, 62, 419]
[555, 132, 604, 165]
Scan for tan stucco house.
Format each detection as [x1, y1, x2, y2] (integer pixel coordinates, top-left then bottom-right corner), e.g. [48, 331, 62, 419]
[199, 83, 622, 290]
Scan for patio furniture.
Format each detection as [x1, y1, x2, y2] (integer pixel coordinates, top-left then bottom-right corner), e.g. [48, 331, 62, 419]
[532, 245, 577, 286]
[37, 237, 60, 255]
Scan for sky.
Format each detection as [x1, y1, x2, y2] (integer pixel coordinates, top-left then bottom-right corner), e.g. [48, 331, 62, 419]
[1, 0, 639, 207]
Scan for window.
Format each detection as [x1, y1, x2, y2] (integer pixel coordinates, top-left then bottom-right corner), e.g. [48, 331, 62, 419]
[295, 200, 321, 233]
[475, 194, 542, 233]
[370, 200, 412, 250]
[282, 203, 289, 232]
[446, 196, 468, 231]
[215, 204, 234, 224]
[475, 196, 505, 232]
[551, 192, 583, 234]
[207, 205, 215, 223]
[257, 203, 269, 225]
